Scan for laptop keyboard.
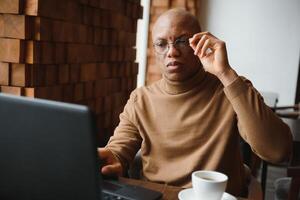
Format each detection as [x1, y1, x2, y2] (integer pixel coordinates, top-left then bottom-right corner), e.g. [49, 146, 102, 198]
[102, 192, 128, 200]
[100, 179, 162, 200]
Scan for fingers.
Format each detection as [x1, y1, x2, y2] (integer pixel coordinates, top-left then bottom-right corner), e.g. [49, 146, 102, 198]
[98, 148, 110, 159]
[201, 39, 212, 58]
[194, 35, 207, 56]
[98, 148, 117, 164]
[98, 148, 123, 176]
[189, 32, 219, 57]
[101, 163, 123, 176]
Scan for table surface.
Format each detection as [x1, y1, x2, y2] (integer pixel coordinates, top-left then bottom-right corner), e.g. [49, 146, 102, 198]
[119, 177, 247, 200]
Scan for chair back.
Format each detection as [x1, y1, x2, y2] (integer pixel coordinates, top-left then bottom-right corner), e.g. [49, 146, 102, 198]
[287, 166, 300, 200]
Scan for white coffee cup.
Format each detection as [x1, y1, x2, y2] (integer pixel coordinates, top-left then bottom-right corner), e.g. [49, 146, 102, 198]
[192, 170, 228, 200]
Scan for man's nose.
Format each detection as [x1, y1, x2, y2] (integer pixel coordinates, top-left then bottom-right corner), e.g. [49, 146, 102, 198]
[166, 44, 180, 57]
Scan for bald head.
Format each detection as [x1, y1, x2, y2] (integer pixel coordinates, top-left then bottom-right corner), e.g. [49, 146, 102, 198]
[152, 8, 201, 39]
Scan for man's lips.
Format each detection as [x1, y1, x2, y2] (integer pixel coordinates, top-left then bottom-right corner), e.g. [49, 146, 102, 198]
[166, 61, 183, 72]
[167, 61, 183, 67]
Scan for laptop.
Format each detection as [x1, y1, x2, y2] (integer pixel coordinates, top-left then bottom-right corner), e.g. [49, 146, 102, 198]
[0, 93, 162, 200]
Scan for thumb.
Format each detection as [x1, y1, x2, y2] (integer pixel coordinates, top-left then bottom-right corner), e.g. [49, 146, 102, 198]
[101, 164, 123, 176]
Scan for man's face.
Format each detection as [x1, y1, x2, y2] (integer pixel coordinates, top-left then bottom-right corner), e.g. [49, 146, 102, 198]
[152, 14, 201, 82]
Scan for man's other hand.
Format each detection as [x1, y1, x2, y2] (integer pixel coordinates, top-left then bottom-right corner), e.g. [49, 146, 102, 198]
[98, 148, 123, 176]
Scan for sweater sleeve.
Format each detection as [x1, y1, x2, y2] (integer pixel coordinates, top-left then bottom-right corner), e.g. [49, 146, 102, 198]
[105, 90, 142, 171]
[223, 77, 293, 163]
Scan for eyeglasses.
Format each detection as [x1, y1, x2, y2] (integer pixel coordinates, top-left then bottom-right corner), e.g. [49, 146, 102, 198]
[153, 37, 190, 55]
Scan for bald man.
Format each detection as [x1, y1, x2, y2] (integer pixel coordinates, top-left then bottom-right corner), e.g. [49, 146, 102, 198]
[98, 8, 292, 197]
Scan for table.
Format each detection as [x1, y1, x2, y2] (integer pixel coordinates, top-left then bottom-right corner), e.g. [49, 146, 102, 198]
[119, 177, 248, 200]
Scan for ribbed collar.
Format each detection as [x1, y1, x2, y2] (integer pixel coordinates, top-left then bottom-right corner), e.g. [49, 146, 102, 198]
[161, 68, 207, 95]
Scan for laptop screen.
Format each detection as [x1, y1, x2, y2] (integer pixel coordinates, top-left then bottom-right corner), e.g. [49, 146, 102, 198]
[0, 93, 100, 200]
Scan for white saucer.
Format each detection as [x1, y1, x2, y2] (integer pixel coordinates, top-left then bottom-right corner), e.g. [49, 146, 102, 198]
[178, 188, 237, 200]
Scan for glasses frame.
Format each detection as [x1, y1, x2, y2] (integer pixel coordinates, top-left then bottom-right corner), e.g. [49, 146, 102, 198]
[153, 37, 190, 55]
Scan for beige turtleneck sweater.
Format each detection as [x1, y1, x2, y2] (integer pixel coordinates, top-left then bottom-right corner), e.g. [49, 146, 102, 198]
[106, 69, 292, 196]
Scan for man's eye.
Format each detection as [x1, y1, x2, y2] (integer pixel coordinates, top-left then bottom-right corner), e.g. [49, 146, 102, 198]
[155, 42, 166, 47]
[175, 39, 188, 45]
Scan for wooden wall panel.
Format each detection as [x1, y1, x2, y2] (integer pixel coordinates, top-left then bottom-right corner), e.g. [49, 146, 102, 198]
[0, 0, 142, 146]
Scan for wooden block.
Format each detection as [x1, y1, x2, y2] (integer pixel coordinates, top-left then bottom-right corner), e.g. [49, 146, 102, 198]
[87, 26, 94, 44]
[137, 4, 143, 19]
[121, 77, 128, 91]
[117, 47, 124, 61]
[93, 9, 101, 27]
[45, 65, 57, 86]
[0, 14, 4, 37]
[25, 40, 40, 64]
[69, 64, 80, 83]
[24, 87, 48, 99]
[97, 63, 111, 78]
[127, 77, 133, 90]
[104, 111, 112, 128]
[101, 29, 109, 45]
[80, 63, 97, 82]
[110, 47, 118, 62]
[25, 41, 54, 64]
[65, 0, 82, 23]
[0, 0, 24, 14]
[63, 84, 74, 102]
[84, 81, 94, 99]
[67, 43, 80, 63]
[125, 2, 131, 17]
[52, 20, 65, 42]
[132, 62, 139, 75]
[116, 63, 125, 77]
[2, 14, 29, 39]
[33, 64, 46, 86]
[58, 64, 69, 84]
[78, 0, 89, 5]
[94, 80, 107, 97]
[100, 10, 110, 28]
[128, 32, 137, 46]
[94, 28, 102, 45]
[111, 13, 123, 29]
[77, 24, 88, 43]
[112, 78, 121, 93]
[111, 63, 118, 77]
[82, 5, 94, 25]
[74, 83, 84, 101]
[40, 42, 54, 64]
[112, 92, 122, 108]
[89, 0, 99, 8]
[54, 43, 66, 64]
[132, 77, 137, 89]
[0, 38, 25, 63]
[24, 0, 66, 20]
[0, 62, 10, 85]
[1, 86, 24, 96]
[10, 63, 32, 86]
[51, 85, 63, 101]
[33, 17, 52, 41]
[104, 95, 112, 112]
[125, 62, 132, 76]
[95, 97, 103, 114]
[96, 114, 105, 130]
[64, 23, 74, 43]
[99, 0, 110, 10]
